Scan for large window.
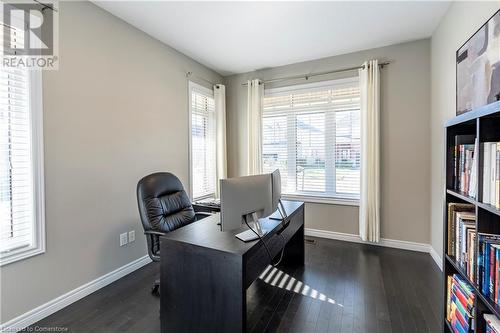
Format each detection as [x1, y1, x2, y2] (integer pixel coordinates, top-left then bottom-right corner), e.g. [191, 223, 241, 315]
[262, 77, 360, 202]
[0, 23, 44, 265]
[189, 82, 216, 200]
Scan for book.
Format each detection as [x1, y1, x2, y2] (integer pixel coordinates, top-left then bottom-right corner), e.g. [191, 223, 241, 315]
[469, 138, 478, 198]
[496, 142, 500, 209]
[484, 313, 500, 333]
[447, 274, 475, 333]
[483, 142, 493, 204]
[495, 244, 500, 303]
[447, 203, 475, 256]
[468, 231, 476, 281]
[492, 143, 498, 207]
[478, 234, 500, 294]
[491, 245, 496, 298]
[453, 135, 475, 190]
[447, 275, 452, 322]
[455, 211, 475, 265]
[486, 241, 491, 296]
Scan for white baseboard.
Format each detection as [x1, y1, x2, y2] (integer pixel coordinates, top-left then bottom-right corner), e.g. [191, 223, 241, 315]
[305, 228, 443, 270]
[1, 255, 152, 332]
[428, 246, 443, 271]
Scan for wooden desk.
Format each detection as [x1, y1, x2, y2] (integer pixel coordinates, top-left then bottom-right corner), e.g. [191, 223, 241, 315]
[160, 200, 304, 333]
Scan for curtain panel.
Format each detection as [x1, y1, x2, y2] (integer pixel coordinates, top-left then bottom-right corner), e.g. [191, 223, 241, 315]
[359, 60, 380, 243]
[247, 79, 263, 175]
[214, 84, 227, 198]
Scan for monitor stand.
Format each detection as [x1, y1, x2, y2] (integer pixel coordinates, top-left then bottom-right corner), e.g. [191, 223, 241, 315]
[269, 199, 288, 221]
[235, 212, 268, 242]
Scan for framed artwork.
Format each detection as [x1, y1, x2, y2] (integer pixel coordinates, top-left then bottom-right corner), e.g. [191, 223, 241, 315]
[456, 9, 500, 115]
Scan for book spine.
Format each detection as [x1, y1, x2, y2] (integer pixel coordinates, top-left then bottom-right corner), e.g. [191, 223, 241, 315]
[478, 240, 484, 286]
[451, 293, 470, 324]
[492, 144, 497, 206]
[497, 247, 500, 303]
[452, 315, 468, 333]
[460, 145, 465, 192]
[471, 232, 475, 278]
[485, 242, 491, 297]
[496, 143, 500, 209]
[447, 275, 452, 322]
[466, 149, 471, 194]
[457, 220, 460, 262]
[452, 282, 474, 312]
[491, 245, 495, 298]
[454, 144, 458, 190]
[451, 216, 456, 257]
[483, 143, 491, 204]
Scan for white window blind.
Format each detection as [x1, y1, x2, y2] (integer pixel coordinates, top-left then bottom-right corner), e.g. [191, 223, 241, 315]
[262, 77, 360, 201]
[189, 82, 216, 200]
[0, 19, 45, 266]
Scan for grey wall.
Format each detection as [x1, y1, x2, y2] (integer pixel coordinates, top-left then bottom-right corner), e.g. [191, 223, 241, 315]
[225, 39, 431, 243]
[430, 2, 500, 258]
[0, 1, 222, 324]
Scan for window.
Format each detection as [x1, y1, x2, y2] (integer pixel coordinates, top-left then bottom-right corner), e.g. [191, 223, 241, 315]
[262, 77, 360, 202]
[189, 82, 216, 200]
[0, 20, 45, 266]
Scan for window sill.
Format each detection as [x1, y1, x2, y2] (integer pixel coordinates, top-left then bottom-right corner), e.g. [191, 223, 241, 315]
[0, 244, 45, 267]
[282, 194, 359, 207]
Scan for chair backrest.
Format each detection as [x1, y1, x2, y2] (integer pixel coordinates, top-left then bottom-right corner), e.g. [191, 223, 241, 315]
[137, 172, 196, 234]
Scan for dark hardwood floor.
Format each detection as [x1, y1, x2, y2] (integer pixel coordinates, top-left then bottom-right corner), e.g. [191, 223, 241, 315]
[32, 237, 442, 333]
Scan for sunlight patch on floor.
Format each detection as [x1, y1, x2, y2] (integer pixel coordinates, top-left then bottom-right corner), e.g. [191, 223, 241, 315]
[258, 265, 343, 307]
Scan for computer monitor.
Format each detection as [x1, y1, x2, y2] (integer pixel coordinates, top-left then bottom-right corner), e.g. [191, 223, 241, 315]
[220, 173, 273, 232]
[220, 170, 287, 242]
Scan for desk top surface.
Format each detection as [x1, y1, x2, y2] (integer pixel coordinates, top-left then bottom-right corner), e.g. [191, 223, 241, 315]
[161, 200, 304, 255]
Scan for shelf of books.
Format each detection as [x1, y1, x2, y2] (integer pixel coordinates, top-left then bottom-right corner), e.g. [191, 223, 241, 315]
[444, 101, 500, 333]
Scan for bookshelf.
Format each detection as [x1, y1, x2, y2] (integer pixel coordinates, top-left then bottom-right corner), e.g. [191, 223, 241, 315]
[443, 100, 500, 333]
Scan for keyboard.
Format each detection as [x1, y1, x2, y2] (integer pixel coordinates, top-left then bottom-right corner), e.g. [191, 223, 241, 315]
[194, 198, 221, 208]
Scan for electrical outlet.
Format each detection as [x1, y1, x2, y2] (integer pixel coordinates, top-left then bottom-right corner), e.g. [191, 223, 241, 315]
[128, 230, 135, 243]
[120, 232, 128, 246]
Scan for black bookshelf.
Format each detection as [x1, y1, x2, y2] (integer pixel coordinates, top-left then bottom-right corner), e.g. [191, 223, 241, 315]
[443, 100, 500, 333]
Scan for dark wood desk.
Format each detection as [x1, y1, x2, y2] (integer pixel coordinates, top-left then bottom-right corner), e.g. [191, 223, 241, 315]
[160, 200, 304, 333]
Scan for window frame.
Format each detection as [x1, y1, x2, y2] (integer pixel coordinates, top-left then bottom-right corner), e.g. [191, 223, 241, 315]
[262, 77, 360, 206]
[0, 69, 45, 266]
[188, 81, 216, 201]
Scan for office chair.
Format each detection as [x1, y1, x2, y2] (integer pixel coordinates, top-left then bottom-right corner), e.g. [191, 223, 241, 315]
[137, 172, 211, 295]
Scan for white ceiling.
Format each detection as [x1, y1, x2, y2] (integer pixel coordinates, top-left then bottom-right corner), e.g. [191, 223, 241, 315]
[94, 1, 451, 76]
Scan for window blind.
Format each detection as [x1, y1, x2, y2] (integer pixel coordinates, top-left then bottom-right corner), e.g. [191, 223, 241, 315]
[0, 23, 35, 253]
[262, 78, 360, 200]
[190, 84, 216, 200]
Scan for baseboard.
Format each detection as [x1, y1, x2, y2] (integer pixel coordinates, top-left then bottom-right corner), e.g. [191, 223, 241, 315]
[428, 246, 443, 271]
[1, 255, 152, 332]
[305, 228, 443, 270]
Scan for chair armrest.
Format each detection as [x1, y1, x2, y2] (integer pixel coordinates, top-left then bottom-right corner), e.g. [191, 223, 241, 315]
[144, 230, 166, 262]
[144, 230, 167, 237]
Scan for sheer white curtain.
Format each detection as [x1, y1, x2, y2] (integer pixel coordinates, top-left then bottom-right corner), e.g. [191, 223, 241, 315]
[247, 79, 263, 175]
[214, 84, 227, 198]
[359, 60, 380, 243]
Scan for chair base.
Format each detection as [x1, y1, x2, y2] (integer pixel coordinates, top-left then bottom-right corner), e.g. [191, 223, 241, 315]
[152, 279, 160, 296]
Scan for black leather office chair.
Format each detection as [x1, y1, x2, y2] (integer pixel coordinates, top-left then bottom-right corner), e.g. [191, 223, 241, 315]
[137, 172, 211, 295]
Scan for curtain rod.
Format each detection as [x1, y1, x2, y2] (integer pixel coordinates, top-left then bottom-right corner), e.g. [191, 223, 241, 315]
[32, 0, 57, 12]
[186, 72, 221, 87]
[241, 61, 391, 86]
